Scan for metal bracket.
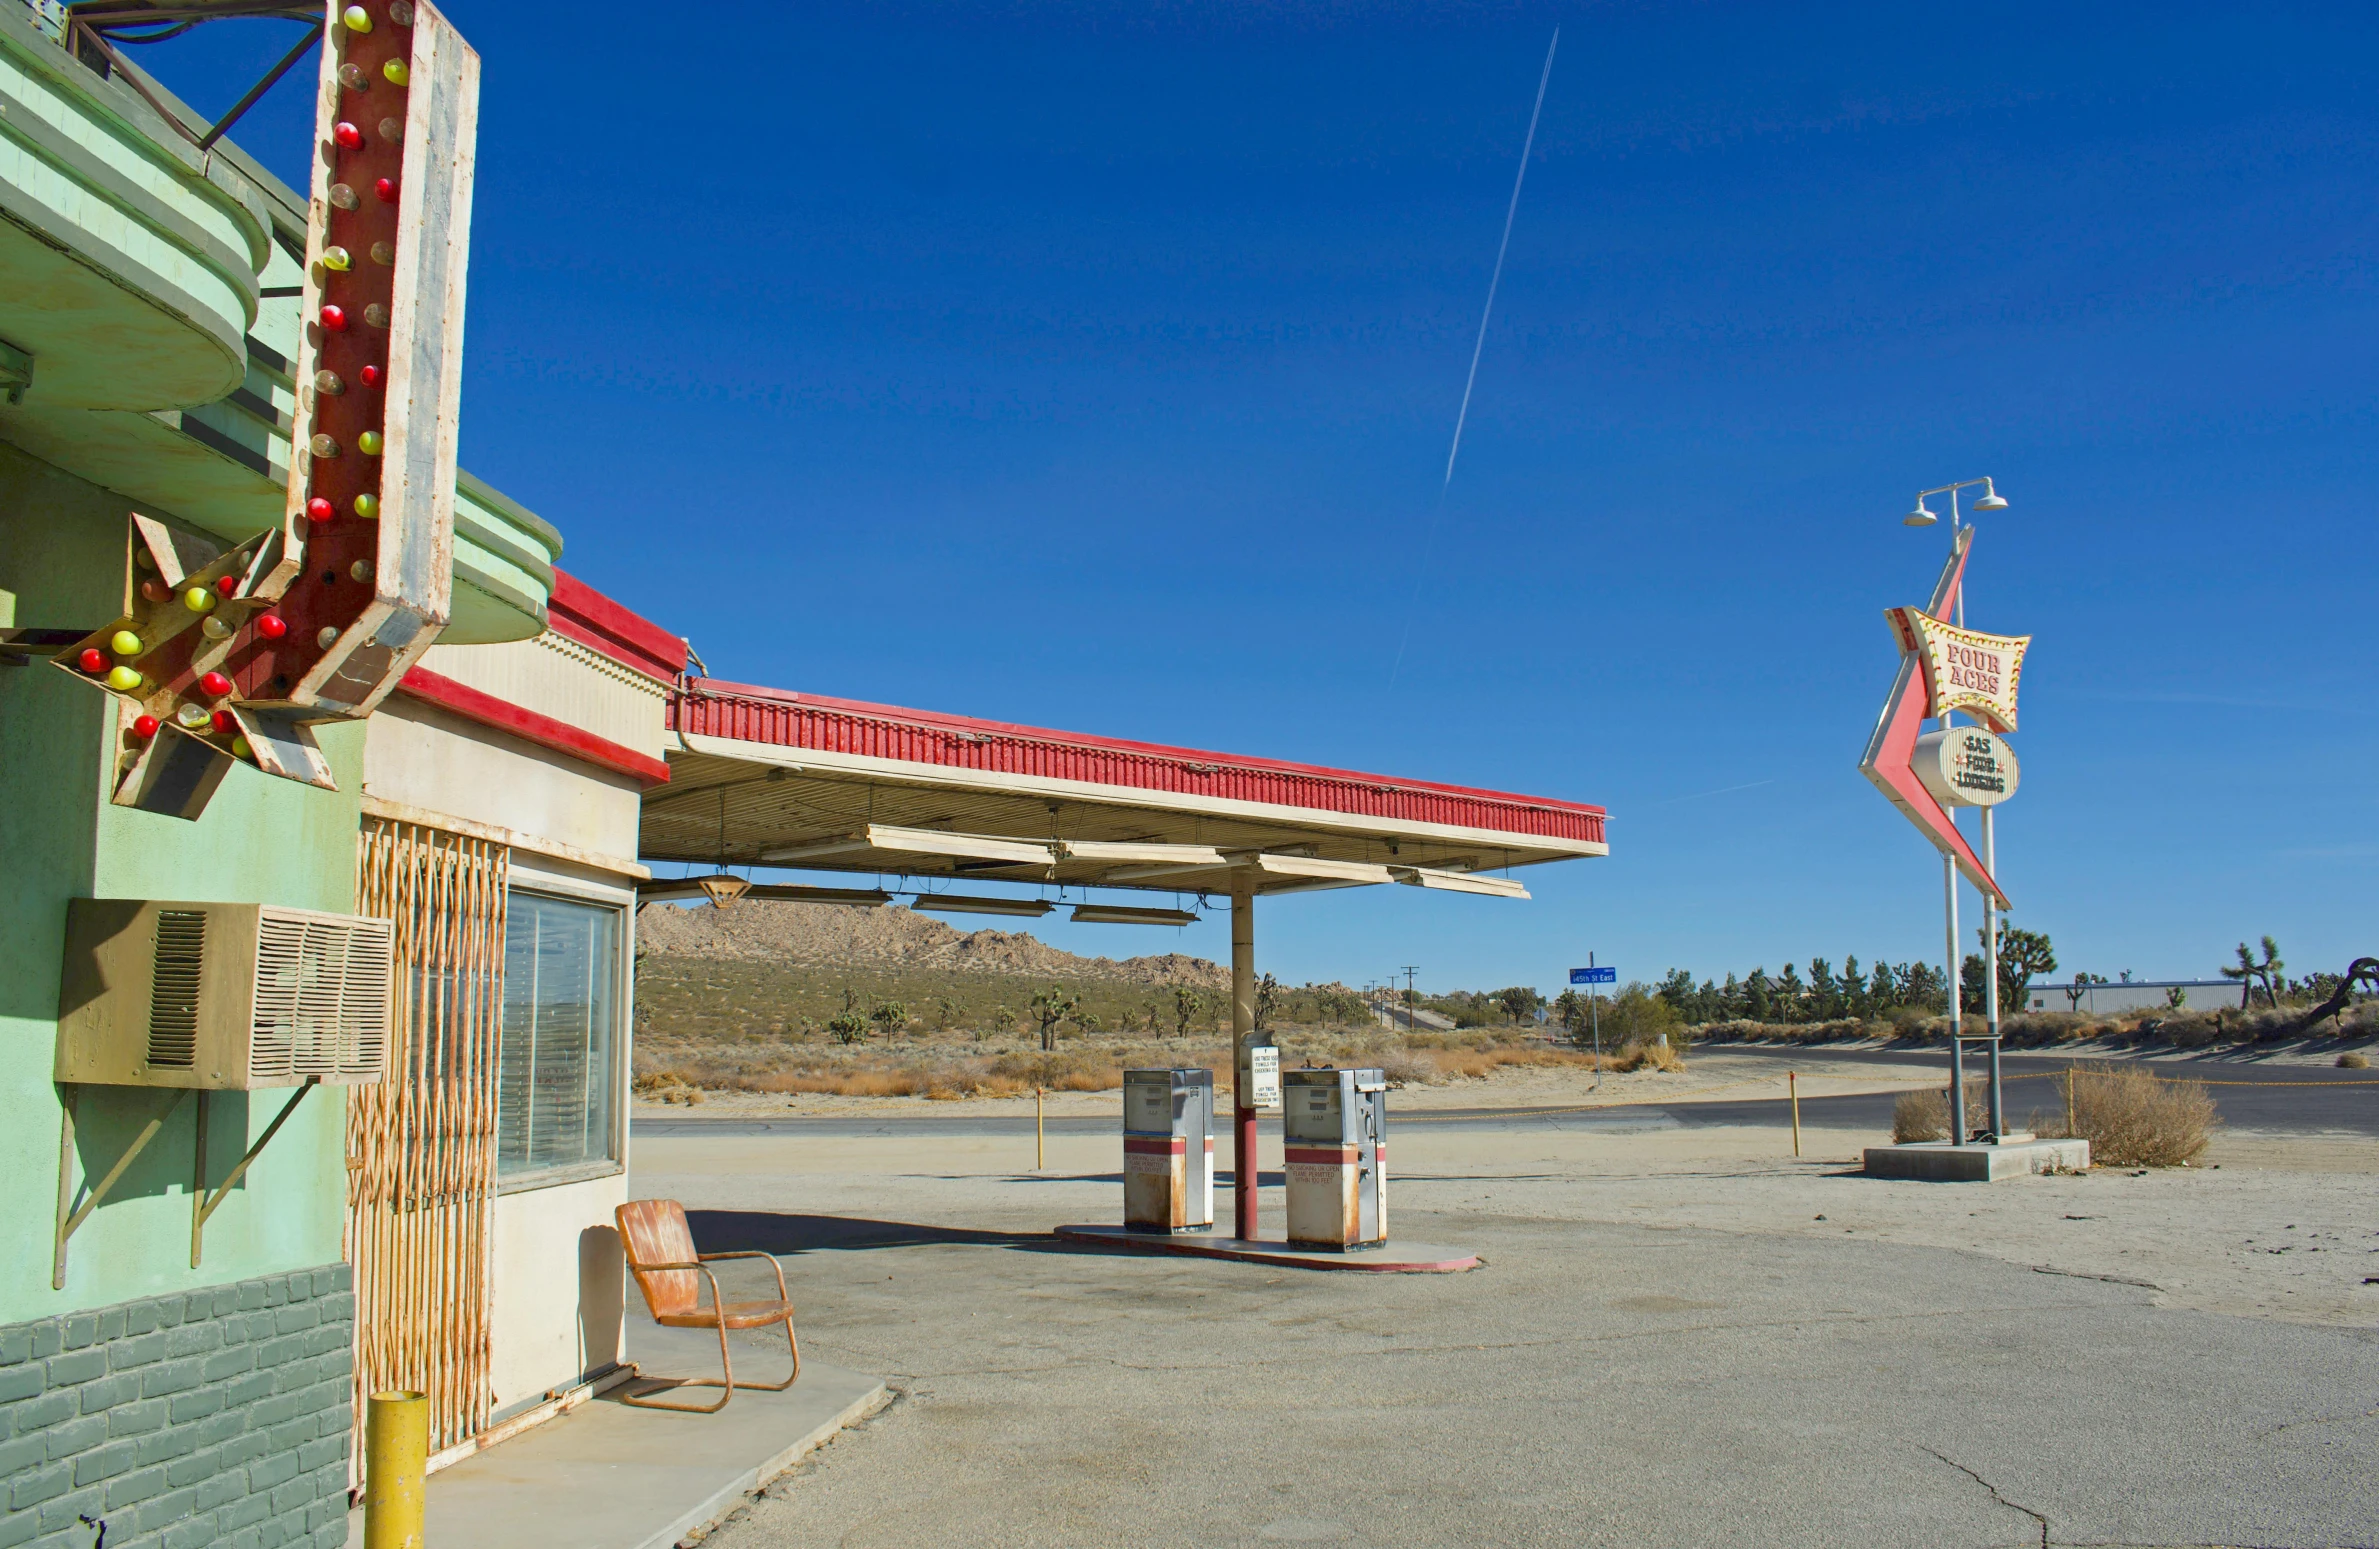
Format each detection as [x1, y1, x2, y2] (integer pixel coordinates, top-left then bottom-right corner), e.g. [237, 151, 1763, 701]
[0, 336, 31, 405]
[191, 1080, 317, 1268]
[53, 1085, 188, 1291]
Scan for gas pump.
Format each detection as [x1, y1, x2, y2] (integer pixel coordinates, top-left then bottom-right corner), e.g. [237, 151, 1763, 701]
[1282, 1067, 1387, 1250]
[1122, 1068, 1214, 1232]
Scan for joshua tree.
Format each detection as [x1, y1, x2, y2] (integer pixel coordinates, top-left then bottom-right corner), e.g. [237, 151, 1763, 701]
[1030, 985, 1079, 1052]
[2223, 937, 2285, 1008]
[1254, 973, 1280, 1033]
[991, 1004, 1017, 1036]
[1173, 985, 1205, 1040]
[868, 999, 908, 1041]
[1977, 925, 2056, 1013]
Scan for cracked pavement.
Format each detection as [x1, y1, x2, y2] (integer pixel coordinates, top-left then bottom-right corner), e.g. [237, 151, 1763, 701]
[636, 1120, 2379, 1548]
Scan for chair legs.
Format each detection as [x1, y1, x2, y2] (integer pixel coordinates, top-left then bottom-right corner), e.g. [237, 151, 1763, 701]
[618, 1314, 799, 1413]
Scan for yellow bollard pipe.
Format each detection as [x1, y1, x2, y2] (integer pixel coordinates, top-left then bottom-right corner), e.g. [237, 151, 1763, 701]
[1035, 1087, 1045, 1171]
[1788, 1071, 1801, 1158]
[365, 1390, 428, 1549]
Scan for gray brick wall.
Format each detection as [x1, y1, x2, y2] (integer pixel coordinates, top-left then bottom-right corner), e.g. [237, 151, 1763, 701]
[0, 1266, 352, 1549]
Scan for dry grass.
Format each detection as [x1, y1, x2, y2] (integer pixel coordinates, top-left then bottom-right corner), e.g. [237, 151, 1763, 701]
[630, 1026, 1600, 1103]
[2032, 1063, 2217, 1167]
[2339, 1052, 2371, 1069]
[1890, 1079, 1990, 1143]
[1610, 1041, 1685, 1074]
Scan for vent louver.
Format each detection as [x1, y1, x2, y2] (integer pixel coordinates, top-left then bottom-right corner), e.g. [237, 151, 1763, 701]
[145, 909, 206, 1068]
[252, 913, 391, 1083]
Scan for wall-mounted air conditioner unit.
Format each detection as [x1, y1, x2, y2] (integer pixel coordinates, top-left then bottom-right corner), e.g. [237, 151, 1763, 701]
[57, 900, 392, 1089]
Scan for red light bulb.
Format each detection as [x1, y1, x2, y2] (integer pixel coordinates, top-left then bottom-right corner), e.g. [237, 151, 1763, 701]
[257, 614, 288, 640]
[215, 574, 239, 598]
[132, 714, 160, 739]
[374, 177, 397, 203]
[307, 496, 335, 523]
[199, 671, 233, 697]
[211, 709, 238, 735]
[78, 648, 107, 674]
[334, 121, 364, 150]
[321, 304, 349, 332]
[358, 364, 382, 389]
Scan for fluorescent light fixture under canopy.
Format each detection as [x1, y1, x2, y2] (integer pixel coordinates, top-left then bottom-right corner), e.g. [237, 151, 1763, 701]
[1070, 905, 1200, 926]
[908, 894, 1055, 918]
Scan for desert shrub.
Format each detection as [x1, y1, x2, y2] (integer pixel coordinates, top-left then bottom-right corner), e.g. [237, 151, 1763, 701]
[1890, 1079, 1988, 1143]
[2339, 1052, 2371, 1069]
[2036, 1063, 2216, 1166]
[1375, 1051, 1434, 1087]
[1611, 1040, 1683, 1074]
[1570, 985, 1681, 1050]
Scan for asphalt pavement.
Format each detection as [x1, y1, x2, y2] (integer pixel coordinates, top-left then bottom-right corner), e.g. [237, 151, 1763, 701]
[635, 1045, 2378, 1140]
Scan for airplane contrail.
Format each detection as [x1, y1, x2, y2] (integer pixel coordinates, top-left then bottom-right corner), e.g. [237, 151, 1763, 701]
[1443, 26, 1558, 493]
[1388, 29, 1558, 691]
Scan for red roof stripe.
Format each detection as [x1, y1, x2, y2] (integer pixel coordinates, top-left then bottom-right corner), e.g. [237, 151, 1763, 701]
[548, 569, 688, 683]
[402, 667, 673, 788]
[671, 679, 1604, 846]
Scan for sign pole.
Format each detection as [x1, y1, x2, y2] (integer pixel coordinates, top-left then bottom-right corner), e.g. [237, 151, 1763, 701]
[1946, 503, 1968, 1148]
[1590, 952, 1602, 1089]
[1983, 806, 2005, 1138]
[1944, 850, 1964, 1144]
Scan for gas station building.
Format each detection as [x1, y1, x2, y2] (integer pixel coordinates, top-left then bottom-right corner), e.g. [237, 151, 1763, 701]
[0, 5, 1608, 1543]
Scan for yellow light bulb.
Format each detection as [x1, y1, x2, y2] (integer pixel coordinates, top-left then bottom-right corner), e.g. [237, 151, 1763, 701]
[109, 630, 141, 656]
[106, 665, 144, 693]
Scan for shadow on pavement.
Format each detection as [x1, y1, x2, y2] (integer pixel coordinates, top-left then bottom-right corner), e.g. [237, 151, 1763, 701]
[689, 1209, 1085, 1258]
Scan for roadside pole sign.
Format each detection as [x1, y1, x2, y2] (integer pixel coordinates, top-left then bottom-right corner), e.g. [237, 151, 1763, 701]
[1569, 967, 1617, 985]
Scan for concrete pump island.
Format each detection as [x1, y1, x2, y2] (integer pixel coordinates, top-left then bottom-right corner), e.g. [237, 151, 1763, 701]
[2, 6, 2373, 1549]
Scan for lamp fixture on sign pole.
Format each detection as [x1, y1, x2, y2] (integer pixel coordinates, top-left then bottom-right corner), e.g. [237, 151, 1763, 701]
[1902, 475, 2010, 1144]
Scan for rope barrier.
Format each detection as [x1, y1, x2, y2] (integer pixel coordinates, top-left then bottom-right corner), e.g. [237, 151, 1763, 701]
[1393, 1062, 2379, 1125]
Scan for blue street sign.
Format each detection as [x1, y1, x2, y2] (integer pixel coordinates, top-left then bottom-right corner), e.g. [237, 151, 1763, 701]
[1569, 966, 1617, 985]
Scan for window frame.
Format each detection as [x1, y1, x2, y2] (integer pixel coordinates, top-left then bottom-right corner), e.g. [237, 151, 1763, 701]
[495, 867, 633, 1196]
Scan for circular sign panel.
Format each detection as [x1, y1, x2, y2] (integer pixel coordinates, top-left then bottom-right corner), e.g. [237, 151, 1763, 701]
[1913, 727, 2020, 808]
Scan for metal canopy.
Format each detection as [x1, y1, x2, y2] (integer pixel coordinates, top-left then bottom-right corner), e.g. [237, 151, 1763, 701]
[640, 682, 1607, 899]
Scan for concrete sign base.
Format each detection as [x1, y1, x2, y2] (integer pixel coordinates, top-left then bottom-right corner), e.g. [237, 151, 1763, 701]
[1863, 1138, 2091, 1182]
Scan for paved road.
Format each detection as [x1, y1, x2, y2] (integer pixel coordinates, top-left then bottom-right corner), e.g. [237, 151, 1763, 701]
[636, 1047, 2378, 1140]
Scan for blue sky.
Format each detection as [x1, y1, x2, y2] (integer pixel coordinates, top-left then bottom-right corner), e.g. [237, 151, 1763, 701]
[152, 4, 2379, 996]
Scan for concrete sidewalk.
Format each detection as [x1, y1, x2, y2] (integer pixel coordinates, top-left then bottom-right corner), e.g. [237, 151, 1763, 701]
[347, 1319, 886, 1549]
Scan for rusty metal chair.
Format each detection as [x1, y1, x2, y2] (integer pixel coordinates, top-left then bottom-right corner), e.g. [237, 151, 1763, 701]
[615, 1199, 799, 1412]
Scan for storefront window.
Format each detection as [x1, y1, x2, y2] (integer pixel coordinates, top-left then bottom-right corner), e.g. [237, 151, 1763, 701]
[498, 890, 621, 1182]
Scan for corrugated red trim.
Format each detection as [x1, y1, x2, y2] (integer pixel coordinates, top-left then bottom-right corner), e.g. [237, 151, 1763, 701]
[670, 679, 1603, 845]
[400, 667, 672, 787]
[548, 569, 688, 683]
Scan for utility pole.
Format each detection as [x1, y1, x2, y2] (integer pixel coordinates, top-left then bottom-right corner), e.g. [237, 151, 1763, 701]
[1401, 966, 1419, 1032]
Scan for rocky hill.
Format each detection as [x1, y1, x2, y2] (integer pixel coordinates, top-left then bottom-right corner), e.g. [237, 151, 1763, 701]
[635, 899, 1229, 991]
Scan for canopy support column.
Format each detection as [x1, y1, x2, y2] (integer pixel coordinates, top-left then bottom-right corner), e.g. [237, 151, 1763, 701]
[1231, 883, 1257, 1241]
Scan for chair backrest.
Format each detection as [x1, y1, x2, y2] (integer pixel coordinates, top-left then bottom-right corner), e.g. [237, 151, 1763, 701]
[616, 1199, 701, 1318]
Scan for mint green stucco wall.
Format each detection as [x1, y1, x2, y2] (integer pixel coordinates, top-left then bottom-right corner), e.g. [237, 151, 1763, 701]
[0, 439, 359, 1325]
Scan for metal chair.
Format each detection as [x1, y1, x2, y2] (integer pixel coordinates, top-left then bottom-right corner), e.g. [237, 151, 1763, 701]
[615, 1199, 799, 1412]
